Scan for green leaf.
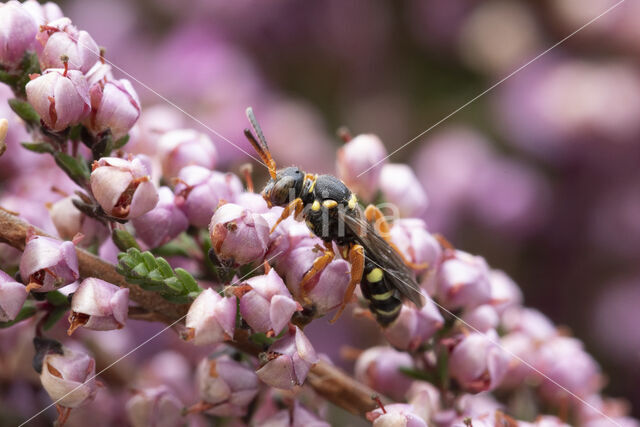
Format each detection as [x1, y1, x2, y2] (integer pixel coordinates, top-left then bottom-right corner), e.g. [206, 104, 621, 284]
[249, 332, 277, 347]
[8, 98, 40, 124]
[155, 257, 174, 278]
[54, 152, 90, 187]
[68, 124, 83, 142]
[21, 142, 54, 154]
[0, 300, 37, 328]
[141, 252, 158, 271]
[114, 134, 130, 150]
[152, 241, 191, 258]
[0, 69, 18, 86]
[112, 229, 141, 252]
[45, 291, 69, 307]
[399, 367, 435, 382]
[175, 268, 199, 293]
[42, 306, 68, 331]
[163, 277, 182, 292]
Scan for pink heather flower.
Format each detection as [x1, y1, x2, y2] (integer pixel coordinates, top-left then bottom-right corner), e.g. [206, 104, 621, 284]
[234, 191, 270, 213]
[382, 293, 444, 351]
[0, 1, 38, 67]
[185, 288, 236, 345]
[389, 218, 442, 273]
[196, 355, 259, 417]
[501, 306, 556, 342]
[131, 187, 189, 249]
[256, 326, 318, 390]
[407, 382, 441, 422]
[90, 156, 159, 219]
[40, 346, 97, 408]
[238, 269, 300, 335]
[25, 69, 91, 132]
[0, 269, 27, 321]
[436, 250, 492, 310]
[499, 331, 537, 389]
[366, 404, 428, 427]
[534, 336, 601, 401]
[488, 269, 523, 314]
[519, 415, 572, 427]
[126, 386, 183, 427]
[259, 401, 329, 427]
[209, 203, 270, 266]
[68, 278, 129, 334]
[86, 78, 141, 140]
[354, 346, 414, 401]
[448, 329, 510, 393]
[379, 163, 428, 217]
[336, 133, 387, 201]
[35, 17, 99, 73]
[20, 234, 79, 293]
[21, 0, 63, 26]
[158, 129, 218, 179]
[173, 166, 244, 228]
[461, 304, 499, 333]
[49, 196, 108, 245]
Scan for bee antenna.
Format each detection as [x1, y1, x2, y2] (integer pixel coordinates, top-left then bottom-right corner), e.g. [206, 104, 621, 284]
[246, 107, 269, 151]
[245, 107, 277, 179]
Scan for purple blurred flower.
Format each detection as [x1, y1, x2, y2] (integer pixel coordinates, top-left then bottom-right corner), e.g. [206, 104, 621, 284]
[407, 382, 440, 422]
[0, 1, 37, 67]
[0, 269, 27, 322]
[158, 129, 218, 179]
[379, 163, 428, 217]
[237, 268, 300, 335]
[173, 166, 243, 227]
[126, 386, 183, 427]
[185, 288, 236, 345]
[436, 250, 492, 310]
[389, 218, 442, 273]
[488, 269, 523, 315]
[21, 0, 63, 26]
[68, 277, 129, 334]
[49, 196, 108, 245]
[86, 78, 141, 140]
[354, 346, 413, 401]
[449, 329, 509, 393]
[366, 403, 427, 427]
[20, 233, 79, 293]
[256, 326, 318, 390]
[336, 133, 387, 201]
[131, 187, 189, 249]
[90, 156, 159, 219]
[461, 304, 499, 333]
[25, 68, 91, 132]
[195, 355, 259, 417]
[501, 306, 556, 342]
[209, 202, 270, 266]
[35, 17, 99, 73]
[40, 346, 97, 408]
[382, 293, 443, 351]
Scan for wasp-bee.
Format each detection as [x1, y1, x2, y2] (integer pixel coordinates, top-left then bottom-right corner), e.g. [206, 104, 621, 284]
[244, 107, 425, 326]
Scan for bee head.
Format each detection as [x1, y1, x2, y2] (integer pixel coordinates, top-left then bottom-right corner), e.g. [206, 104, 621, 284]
[262, 166, 304, 207]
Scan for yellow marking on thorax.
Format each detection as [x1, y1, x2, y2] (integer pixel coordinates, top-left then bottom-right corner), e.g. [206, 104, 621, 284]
[348, 193, 358, 210]
[311, 200, 321, 211]
[322, 199, 338, 209]
[366, 268, 383, 283]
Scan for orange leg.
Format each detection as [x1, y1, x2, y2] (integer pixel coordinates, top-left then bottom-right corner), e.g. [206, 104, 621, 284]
[270, 198, 305, 233]
[364, 205, 428, 270]
[299, 242, 335, 303]
[330, 243, 364, 323]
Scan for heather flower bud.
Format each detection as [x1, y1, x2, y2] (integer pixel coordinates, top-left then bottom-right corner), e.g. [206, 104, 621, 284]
[90, 156, 159, 219]
[68, 278, 129, 334]
[256, 326, 318, 389]
[196, 355, 259, 417]
[126, 386, 183, 427]
[489, 269, 523, 314]
[158, 129, 218, 179]
[461, 304, 499, 333]
[366, 404, 428, 427]
[354, 346, 413, 400]
[22, 0, 63, 26]
[86, 78, 141, 140]
[379, 163, 428, 217]
[407, 382, 441, 422]
[49, 196, 108, 245]
[0, 269, 27, 321]
[173, 166, 243, 228]
[36, 17, 99, 73]
[209, 203, 270, 267]
[382, 294, 444, 351]
[436, 250, 492, 310]
[389, 218, 442, 272]
[25, 69, 91, 132]
[185, 288, 236, 345]
[238, 269, 300, 335]
[336, 133, 387, 201]
[131, 187, 189, 248]
[40, 346, 97, 408]
[448, 329, 509, 393]
[501, 306, 556, 342]
[19, 234, 79, 293]
[0, 1, 37, 67]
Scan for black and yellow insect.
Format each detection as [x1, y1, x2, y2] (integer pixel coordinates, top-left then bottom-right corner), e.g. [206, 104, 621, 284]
[244, 107, 425, 326]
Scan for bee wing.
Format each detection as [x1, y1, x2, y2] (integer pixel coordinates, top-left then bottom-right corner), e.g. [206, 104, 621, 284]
[340, 210, 425, 308]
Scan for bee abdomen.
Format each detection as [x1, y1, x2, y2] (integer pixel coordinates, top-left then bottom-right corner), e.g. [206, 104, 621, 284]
[360, 264, 402, 327]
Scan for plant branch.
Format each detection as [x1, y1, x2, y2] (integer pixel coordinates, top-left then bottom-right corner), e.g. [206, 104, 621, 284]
[0, 209, 383, 417]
